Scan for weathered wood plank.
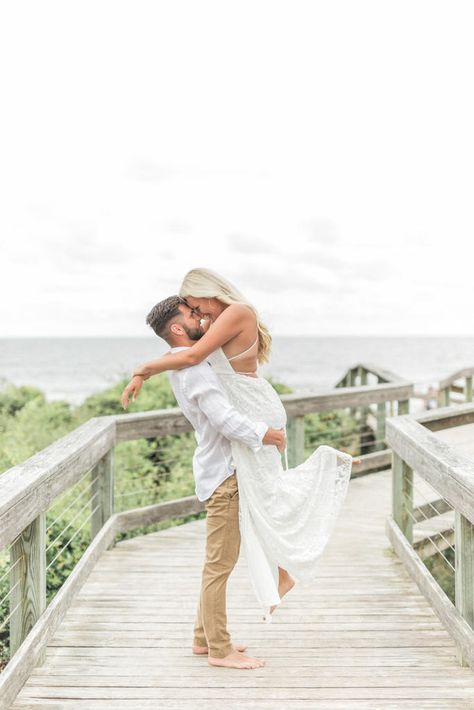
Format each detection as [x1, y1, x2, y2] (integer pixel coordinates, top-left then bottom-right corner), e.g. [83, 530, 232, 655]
[439, 367, 474, 392]
[0, 418, 115, 550]
[114, 496, 205, 533]
[0, 517, 118, 710]
[455, 511, 474, 666]
[114, 408, 193, 441]
[90, 451, 114, 540]
[10, 464, 474, 709]
[10, 701, 474, 710]
[385, 415, 474, 523]
[20, 669, 474, 686]
[11, 687, 474, 699]
[10, 515, 46, 657]
[392, 451, 413, 543]
[114, 384, 414, 438]
[416, 402, 474, 432]
[281, 383, 414, 416]
[287, 416, 305, 467]
[334, 362, 407, 386]
[386, 516, 474, 669]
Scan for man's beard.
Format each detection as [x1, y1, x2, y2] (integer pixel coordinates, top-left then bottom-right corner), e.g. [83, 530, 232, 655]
[183, 325, 204, 341]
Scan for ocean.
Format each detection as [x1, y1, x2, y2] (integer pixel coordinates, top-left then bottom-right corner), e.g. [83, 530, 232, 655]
[1, 336, 474, 406]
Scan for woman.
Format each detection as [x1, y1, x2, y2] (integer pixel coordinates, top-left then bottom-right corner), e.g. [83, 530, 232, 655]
[121, 268, 354, 621]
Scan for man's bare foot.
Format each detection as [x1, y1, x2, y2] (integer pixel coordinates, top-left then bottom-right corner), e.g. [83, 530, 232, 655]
[208, 649, 265, 669]
[268, 569, 295, 616]
[192, 642, 247, 655]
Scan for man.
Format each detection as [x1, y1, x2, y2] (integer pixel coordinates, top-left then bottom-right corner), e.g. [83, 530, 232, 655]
[121, 296, 286, 670]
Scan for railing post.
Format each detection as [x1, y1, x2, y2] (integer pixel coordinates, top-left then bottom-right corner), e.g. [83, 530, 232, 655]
[9, 514, 46, 657]
[392, 452, 413, 544]
[359, 366, 368, 425]
[91, 449, 115, 541]
[398, 399, 409, 415]
[438, 386, 450, 407]
[464, 376, 473, 403]
[349, 368, 357, 417]
[455, 511, 474, 666]
[375, 376, 386, 451]
[287, 415, 305, 467]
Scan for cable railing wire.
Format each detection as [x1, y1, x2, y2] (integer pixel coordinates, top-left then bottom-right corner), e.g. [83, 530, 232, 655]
[0, 577, 23, 611]
[0, 599, 22, 635]
[0, 555, 24, 588]
[46, 467, 96, 512]
[46, 475, 99, 535]
[404, 507, 455, 572]
[46, 503, 100, 572]
[45, 491, 99, 555]
[406, 476, 456, 556]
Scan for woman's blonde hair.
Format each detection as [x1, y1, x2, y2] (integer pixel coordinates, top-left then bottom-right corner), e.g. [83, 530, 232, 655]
[178, 267, 272, 363]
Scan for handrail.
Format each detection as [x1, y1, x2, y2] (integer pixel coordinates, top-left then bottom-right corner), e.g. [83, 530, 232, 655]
[0, 417, 116, 551]
[386, 408, 474, 525]
[0, 381, 413, 552]
[437, 367, 474, 407]
[385, 401, 474, 668]
[0, 379, 413, 708]
[281, 382, 412, 415]
[335, 362, 408, 387]
[439, 366, 474, 392]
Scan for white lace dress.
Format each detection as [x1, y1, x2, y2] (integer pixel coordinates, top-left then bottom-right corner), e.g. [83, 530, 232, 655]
[206, 347, 353, 622]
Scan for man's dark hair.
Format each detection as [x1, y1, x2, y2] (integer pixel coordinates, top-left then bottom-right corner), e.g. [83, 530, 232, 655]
[146, 295, 185, 341]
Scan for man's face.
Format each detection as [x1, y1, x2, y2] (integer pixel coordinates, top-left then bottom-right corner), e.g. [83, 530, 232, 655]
[176, 304, 204, 341]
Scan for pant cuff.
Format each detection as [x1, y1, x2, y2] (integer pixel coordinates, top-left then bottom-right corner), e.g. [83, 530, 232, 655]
[208, 643, 233, 659]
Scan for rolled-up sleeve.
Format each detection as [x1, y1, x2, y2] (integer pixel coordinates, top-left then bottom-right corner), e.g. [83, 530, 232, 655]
[183, 364, 269, 452]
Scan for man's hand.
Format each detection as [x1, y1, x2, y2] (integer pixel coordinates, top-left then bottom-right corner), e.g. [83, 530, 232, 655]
[263, 427, 287, 454]
[121, 375, 144, 410]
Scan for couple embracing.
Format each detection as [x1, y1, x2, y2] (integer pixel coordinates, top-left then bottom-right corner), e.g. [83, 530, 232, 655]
[121, 267, 354, 670]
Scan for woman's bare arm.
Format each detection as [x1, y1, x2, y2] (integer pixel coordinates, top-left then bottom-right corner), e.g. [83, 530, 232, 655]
[133, 303, 253, 378]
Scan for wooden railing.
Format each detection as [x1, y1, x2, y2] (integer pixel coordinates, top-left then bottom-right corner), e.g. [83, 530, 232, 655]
[386, 401, 474, 669]
[335, 362, 412, 455]
[437, 367, 474, 407]
[0, 381, 413, 709]
[335, 362, 408, 387]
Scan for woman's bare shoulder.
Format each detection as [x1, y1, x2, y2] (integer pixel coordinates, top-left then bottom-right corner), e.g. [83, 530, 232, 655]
[224, 302, 256, 320]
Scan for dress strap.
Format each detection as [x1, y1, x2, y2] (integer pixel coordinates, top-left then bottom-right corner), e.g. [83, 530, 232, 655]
[226, 335, 259, 362]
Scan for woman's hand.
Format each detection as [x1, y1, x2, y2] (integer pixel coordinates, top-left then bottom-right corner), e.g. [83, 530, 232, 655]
[121, 375, 144, 410]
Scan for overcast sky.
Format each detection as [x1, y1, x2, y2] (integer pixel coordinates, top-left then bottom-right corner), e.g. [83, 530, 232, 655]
[1, 1, 473, 337]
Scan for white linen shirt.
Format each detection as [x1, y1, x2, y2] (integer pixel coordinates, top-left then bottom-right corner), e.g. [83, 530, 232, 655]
[167, 346, 269, 501]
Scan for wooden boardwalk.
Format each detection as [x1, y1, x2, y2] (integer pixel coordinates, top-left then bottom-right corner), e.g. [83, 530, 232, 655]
[11, 458, 474, 709]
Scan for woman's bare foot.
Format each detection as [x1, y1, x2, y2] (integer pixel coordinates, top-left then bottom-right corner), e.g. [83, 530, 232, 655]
[192, 642, 247, 655]
[267, 569, 295, 617]
[208, 649, 265, 669]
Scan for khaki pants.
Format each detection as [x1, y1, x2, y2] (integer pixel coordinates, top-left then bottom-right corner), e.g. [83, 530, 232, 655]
[193, 471, 240, 658]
